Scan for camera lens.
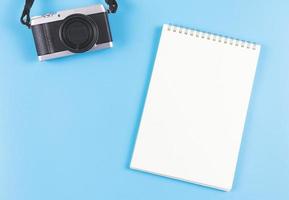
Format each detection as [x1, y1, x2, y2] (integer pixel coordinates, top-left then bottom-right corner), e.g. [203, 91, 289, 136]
[59, 14, 99, 53]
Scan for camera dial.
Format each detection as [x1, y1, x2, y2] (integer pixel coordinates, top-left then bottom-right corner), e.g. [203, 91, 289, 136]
[59, 14, 99, 53]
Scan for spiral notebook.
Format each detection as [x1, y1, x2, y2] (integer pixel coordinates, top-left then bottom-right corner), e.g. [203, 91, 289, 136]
[131, 24, 261, 191]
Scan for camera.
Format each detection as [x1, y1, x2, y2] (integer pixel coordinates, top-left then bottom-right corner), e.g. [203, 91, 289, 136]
[29, 4, 113, 61]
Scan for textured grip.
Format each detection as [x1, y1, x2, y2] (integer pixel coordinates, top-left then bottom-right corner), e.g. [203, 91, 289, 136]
[31, 24, 50, 56]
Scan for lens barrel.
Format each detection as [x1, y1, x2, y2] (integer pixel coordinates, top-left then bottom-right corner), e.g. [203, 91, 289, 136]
[59, 14, 99, 53]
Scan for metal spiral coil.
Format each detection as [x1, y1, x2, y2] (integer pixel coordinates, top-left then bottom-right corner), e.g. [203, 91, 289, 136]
[166, 24, 257, 50]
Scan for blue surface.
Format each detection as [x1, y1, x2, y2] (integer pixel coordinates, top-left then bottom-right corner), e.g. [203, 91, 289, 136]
[1, 0, 289, 199]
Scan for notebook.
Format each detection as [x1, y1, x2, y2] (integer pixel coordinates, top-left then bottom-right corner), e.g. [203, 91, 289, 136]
[130, 24, 261, 191]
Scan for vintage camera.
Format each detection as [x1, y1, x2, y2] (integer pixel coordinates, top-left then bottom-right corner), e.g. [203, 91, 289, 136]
[21, 1, 118, 61]
[30, 4, 113, 61]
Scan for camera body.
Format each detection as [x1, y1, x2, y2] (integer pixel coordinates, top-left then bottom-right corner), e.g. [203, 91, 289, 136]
[30, 4, 113, 61]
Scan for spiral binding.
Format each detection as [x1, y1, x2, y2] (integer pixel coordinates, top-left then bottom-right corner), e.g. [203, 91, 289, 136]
[166, 25, 257, 50]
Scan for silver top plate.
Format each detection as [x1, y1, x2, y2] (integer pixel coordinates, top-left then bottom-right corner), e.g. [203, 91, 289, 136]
[31, 4, 106, 26]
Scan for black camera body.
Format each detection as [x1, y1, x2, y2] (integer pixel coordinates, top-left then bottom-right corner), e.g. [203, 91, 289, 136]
[30, 4, 113, 61]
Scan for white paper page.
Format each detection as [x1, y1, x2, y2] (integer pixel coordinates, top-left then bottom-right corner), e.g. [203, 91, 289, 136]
[131, 24, 261, 191]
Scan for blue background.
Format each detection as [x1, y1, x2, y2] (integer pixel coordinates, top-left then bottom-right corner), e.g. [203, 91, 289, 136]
[0, 0, 289, 199]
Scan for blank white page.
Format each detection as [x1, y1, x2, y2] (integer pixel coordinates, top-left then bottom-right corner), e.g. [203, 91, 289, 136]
[131, 24, 261, 191]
